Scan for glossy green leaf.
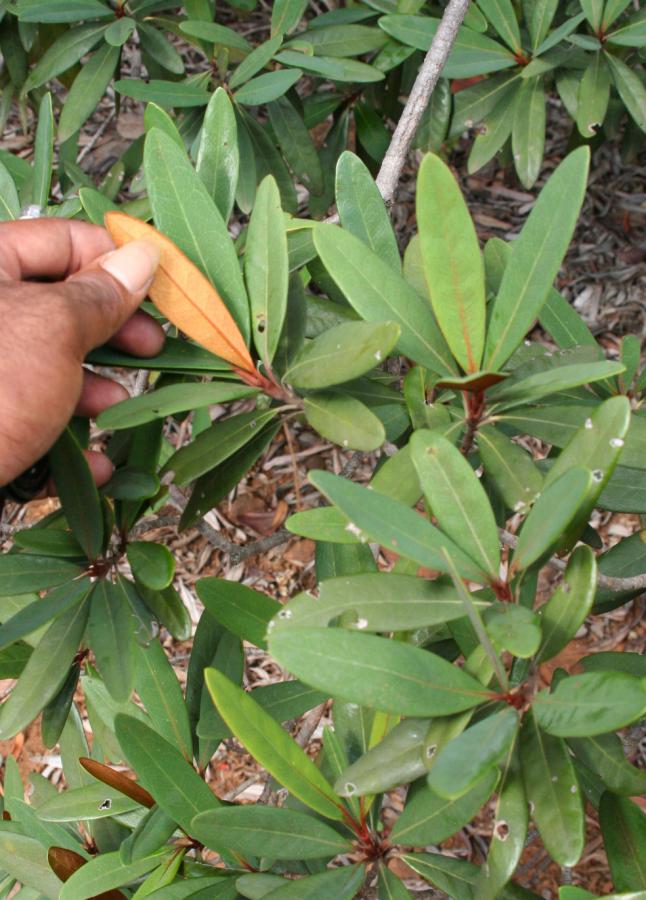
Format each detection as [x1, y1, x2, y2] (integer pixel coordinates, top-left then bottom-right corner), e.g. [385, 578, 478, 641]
[272, 572, 489, 633]
[0, 596, 90, 739]
[284, 321, 399, 389]
[484, 147, 590, 370]
[303, 392, 385, 451]
[537, 545, 596, 662]
[245, 175, 288, 365]
[392, 767, 498, 845]
[59, 850, 168, 900]
[334, 718, 428, 797]
[600, 794, 646, 891]
[205, 668, 343, 819]
[164, 408, 278, 485]
[310, 469, 486, 581]
[58, 43, 119, 143]
[97, 381, 257, 430]
[88, 579, 136, 702]
[234, 68, 302, 105]
[271, 0, 308, 36]
[196, 578, 280, 649]
[269, 627, 488, 717]
[192, 806, 350, 858]
[128, 542, 175, 591]
[417, 153, 485, 372]
[49, 426, 103, 560]
[196, 88, 238, 222]
[116, 714, 220, 831]
[0, 830, 62, 898]
[0, 578, 89, 651]
[569, 733, 646, 797]
[267, 94, 324, 195]
[577, 53, 610, 137]
[231, 35, 283, 88]
[37, 782, 141, 821]
[275, 49, 385, 82]
[520, 711, 584, 866]
[411, 431, 499, 578]
[145, 127, 249, 340]
[104, 468, 160, 502]
[605, 52, 646, 131]
[534, 671, 646, 737]
[0, 159, 19, 220]
[314, 224, 456, 376]
[135, 638, 193, 759]
[477, 425, 543, 512]
[511, 467, 593, 572]
[22, 24, 107, 93]
[335, 151, 400, 270]
[115, 77, 208, 109]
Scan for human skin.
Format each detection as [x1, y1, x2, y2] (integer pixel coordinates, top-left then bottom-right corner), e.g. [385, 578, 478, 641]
[0, 218, 163, 488]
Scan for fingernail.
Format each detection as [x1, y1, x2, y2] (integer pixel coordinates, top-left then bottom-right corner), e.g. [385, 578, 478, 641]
[100, 239, 160, 293]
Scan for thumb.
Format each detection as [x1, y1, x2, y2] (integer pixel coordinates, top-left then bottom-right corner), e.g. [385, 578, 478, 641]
[64, 239, 160, 355]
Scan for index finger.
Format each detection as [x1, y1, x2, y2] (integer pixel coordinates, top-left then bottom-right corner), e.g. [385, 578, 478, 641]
[0, 219, 115, 282]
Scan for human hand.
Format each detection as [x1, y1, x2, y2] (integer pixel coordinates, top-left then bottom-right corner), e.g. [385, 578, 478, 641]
[0, 218, 163, 488]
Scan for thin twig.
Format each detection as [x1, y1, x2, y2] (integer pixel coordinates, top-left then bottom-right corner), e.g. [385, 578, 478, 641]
[375, 0, 471, 205]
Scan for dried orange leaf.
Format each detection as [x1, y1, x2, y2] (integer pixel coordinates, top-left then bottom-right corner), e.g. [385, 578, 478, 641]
[105, 212, 255, 374]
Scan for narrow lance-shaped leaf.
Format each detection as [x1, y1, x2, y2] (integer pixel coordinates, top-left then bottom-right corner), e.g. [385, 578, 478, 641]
[58, 43, 119, 144]
[533, 671, 646, 737]
[576, 53, 610, 138]
[484, 147, 590, 371]
[511, 76, 545, 189]
[604, 52, 646, 132]
[105, 212, 254, 373]
[31, 91, 53, 209]
[417, 153, 485, 373]
[134, 638, 193, 759]
[196, 87, 238, 223]
[88, 579, 136, 703]
[478, 0, 522, 52]
[537, 545, 596, 662]
[205, 668, 344, 820]
[267, 94, 324, 196]
[477, 425, 543, 513]
[245, 175, 289, 367]
[599, 794, 646, 892]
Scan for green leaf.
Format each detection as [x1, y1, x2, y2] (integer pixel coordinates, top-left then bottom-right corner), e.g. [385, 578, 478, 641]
[138, 22, 185, 75]
[11, 528, 87, 558]
[484, 604, 541, 658]
[191, 806, 351, 858]
[145, 127, 250, 340]
[335, 151, 400, 270]
[378, 866, 414, 900]
[605, 8, 646, 45]
[0, 160, 19, 220]
[144, 101, 183, 148]
[31, 91, 53, 208]
[16, 0, 112, 22]
[36, 782, 141, 821]
[271, 0, 308, 36]
[205, 668, 343, 819]
[511, 468, 593, 572]
[165, 408, 278, 486]
[314, 224, 456, 376]
[245, 175, 288, 365]
[0, 595, 90, 739]
[251, 865, 366, 899]
[537, 546, 597, 662]
[303, 392, 385, 451]
[88, 579, 136, 702]
[135, 639, 193, 759]
[402, 852, 534, 900]
[477, 425, 543, 513]
[294, 23, 387, 56]
[602, 0, 633, 28]
[0, 579, 89, 651]
[484, 148, 590, 370]
[392, 767, 498, 845]
[127, 542, 175, 591]
[284, 321, 399, 389]
[576, 53, 610, 137]
[478, 0, 522, 51]
[467, 85, 518, 175]
[416, 153, 485, 372]
[272, 573, 490, 632]
[510, 76, 545, 189]
[49, 426, 103, 560]
[580, 0, 604, 29]
[519, 711, 584, 866]
[58, 43, 119, 143]
[450, 71, 520, 137]
[116, 714, 220, 831]
[268, 627, 489, 717]
[535, 12, 586, 53]
[428, 708, 518, 798]
[116, 77, 209, 107]
[59, 850, 168, 900]
[196, 578, 280, 649]
[234, 68, 302, 105]
[538, 288, 597, 349]
[22, 23, 107, 93]
[0, 830, 62, 898]
[569, 733, 646, 797]
[196, 88, 238, 222]
[231, 35, 284, 89]
[533, 671, 646, 737]
[599, 794, 646, 891]
[180, 20, 251, 53]
[309, 469, 487, 581]
[605, 52, 646, 131]
[490, 360, 624, 409]
[105, 15, 136, 46]
[410, 431, 499, 579]
[275, 49, 384, 82]
[267, 94, 324, 195]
